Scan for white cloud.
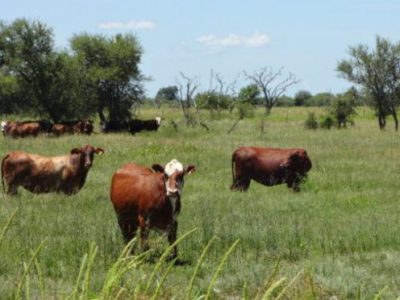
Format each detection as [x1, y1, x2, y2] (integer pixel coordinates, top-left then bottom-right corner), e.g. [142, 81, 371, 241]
[98, 20, 156, 30]
[196, 33, 270, 48]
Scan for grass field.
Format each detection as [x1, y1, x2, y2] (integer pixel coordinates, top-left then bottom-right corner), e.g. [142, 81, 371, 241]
[1, 106, 400, 299]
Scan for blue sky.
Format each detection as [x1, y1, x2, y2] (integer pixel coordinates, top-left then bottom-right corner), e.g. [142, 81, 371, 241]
[3, 0, 400, 97]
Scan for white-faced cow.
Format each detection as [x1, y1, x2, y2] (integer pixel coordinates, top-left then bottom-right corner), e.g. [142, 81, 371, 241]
[231, 146, 312, 192]
[1, 145, 104, 195]
[110, 159, 195, 258]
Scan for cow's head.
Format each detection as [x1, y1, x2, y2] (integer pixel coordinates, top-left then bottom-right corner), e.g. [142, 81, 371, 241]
[1, 121, 8, 132]
[281, 150, 312, 172]
[82, 120, 94, 135]
[155, 117, 162, 126]
[152, 159, 195, 198]
[71, 145, 105, 169]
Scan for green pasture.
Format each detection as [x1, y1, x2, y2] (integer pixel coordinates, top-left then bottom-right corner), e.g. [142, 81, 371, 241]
[0, 107, 399, 299]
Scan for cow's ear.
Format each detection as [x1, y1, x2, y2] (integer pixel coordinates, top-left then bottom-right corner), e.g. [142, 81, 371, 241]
[70, 148, 81, 155]
[95, 147, 105, 155]
[152, 164, 165, 173]
[184, 165, 196, 175]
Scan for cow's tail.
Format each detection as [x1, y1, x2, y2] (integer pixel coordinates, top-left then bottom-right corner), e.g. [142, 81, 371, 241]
[230, 151, 236, 190]
[1, 154, 8, 192]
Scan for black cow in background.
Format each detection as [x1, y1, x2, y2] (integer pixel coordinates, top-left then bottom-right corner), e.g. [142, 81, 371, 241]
[101, 117, 161, 134]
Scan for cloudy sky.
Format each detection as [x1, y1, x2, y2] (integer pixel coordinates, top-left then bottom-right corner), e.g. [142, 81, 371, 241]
[3, 0, 400, 97]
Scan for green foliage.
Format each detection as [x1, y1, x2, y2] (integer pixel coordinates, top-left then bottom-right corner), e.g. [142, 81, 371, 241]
[238, 84, 261, 105]
[320, 115, 334, 129]
[304, 92, 334, 107]
[155, 86, 179, 102]
[329, 95, 357, 128]
[70, 33, 145, 122]
[294, 90, 312, 106]
[195, 91, 232, 110]
[337, 36, 400, 130]
[276, 95, 294, 107]
[304, 112, 318, 129]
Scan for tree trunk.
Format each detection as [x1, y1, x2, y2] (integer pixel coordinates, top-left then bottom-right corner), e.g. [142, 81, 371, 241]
[392, 111, 398, 131]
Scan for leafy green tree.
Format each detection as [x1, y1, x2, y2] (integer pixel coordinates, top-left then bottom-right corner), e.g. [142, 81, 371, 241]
[337, 36, 400, 130]
[329, 96, 357, 128]
[305, 92, 334, 107]
[0, 18, 86, 121]
[155, 86, 178, 101]
[238, 84, 260, 105]
[70, 33, 145, 123]
[294, 90, 312, 106]
[195, 91, 232, 110]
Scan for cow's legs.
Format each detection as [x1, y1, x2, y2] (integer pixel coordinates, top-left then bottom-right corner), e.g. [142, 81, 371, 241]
[138, 215, 150, 252]
[286, 174, 302, 192]
[117, 212, 138, 244]
[231, 176, 251, 191]
[167, 221, 178, 259]
[7, 184, 18, 195]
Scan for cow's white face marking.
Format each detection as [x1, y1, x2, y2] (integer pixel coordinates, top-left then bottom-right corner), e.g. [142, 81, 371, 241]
[165, 159, 184, 196]
[1, 121, 7, 132]
[165, 159, 183, 176]
[155, 117, 161, 125]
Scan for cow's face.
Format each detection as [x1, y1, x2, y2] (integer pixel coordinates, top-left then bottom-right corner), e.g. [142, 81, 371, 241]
[71, 145, 105, 169]
[1, 121, 8, 132]
[152, 159, 195, 198]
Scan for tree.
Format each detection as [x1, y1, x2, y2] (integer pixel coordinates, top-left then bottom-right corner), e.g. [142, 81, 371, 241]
[238, 84, 260, 105]
[70, 33, 145, 123]
[328, 96, 357, 128]
[176, 72, 199, 125]
[0, 18, 87, 121]
[244, 67, 299, 132]
[294, 90, 312, 106]
[155, 86, 179, 107]
[337, 36, 400, 130]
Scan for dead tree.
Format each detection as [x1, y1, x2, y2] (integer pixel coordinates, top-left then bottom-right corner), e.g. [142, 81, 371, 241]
[176, 72, 199, 126]
[244, 67, 299, 132]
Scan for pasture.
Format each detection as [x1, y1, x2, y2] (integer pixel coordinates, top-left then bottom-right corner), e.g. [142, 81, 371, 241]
[1, 106, 400, 299]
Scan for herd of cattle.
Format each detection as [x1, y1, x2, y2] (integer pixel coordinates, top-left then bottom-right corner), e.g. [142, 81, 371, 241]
[0, 117, 162, 138]
[0, 119, 312, 258]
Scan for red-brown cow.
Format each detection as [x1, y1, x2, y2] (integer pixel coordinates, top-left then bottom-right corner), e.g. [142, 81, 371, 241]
[110, 159, 195, 258]
[51, 120, 93, 136]
[231, 147, 312, 192]
[1, 145, 104, 195]
[3, 121, 45, 138]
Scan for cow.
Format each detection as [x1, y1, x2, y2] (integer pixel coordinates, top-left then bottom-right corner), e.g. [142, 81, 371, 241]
[2, 120, 52, 138]
[52, 120, 93, 136]
[1, 145, 104, 195]
[110, 159, 195, 259]
[128, 117, 162, 134]
[101, 120, 130, 133]
[231, 147, 312, 192]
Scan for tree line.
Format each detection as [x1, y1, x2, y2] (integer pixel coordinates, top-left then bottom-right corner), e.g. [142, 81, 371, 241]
[1, 18, 400, 131]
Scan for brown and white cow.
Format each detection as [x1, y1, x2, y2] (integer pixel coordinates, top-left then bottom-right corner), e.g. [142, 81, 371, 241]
[110, 159, 195, 258]
[231, 146, 312, 192]
[1, 145, 104, 195]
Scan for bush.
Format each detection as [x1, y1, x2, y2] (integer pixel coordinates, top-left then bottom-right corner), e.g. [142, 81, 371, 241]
[304, 112, 318, 129]
[320, 115, 334, 129]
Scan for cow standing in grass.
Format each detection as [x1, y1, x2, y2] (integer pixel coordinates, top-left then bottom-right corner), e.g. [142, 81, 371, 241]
[110, 159, 195, 258]
[231, 146, 312, 192]
[1, 145, 104, 195]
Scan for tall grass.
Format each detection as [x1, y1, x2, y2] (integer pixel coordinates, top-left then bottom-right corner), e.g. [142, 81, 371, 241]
[0, 107, 399, 298]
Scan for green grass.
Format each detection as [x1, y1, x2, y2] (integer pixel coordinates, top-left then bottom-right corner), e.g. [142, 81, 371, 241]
[1, 106, 400, 299]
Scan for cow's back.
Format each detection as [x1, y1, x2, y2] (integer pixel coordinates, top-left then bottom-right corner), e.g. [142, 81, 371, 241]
[110, 164, 164, 214]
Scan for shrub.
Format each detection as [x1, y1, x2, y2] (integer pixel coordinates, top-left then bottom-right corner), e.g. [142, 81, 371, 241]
[320, 115, 334, 129]
[304, 112, 318, 129]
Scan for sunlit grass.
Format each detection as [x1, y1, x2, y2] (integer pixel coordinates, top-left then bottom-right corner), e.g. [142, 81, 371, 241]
[0, 106, 399, 298]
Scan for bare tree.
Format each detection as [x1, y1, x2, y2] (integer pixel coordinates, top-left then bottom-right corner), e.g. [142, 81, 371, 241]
[245, 67, 299, 132]
[176, 72, 199, 125]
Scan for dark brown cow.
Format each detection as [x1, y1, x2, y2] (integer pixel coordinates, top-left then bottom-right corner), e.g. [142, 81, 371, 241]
[3, 120, 52, 138]
[231, 147, 312, 192]
[1, 145, 104, 195]
[52, 120, 93, 136]
[128, 117, 161, 134]
[110, 159, 195, 258]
